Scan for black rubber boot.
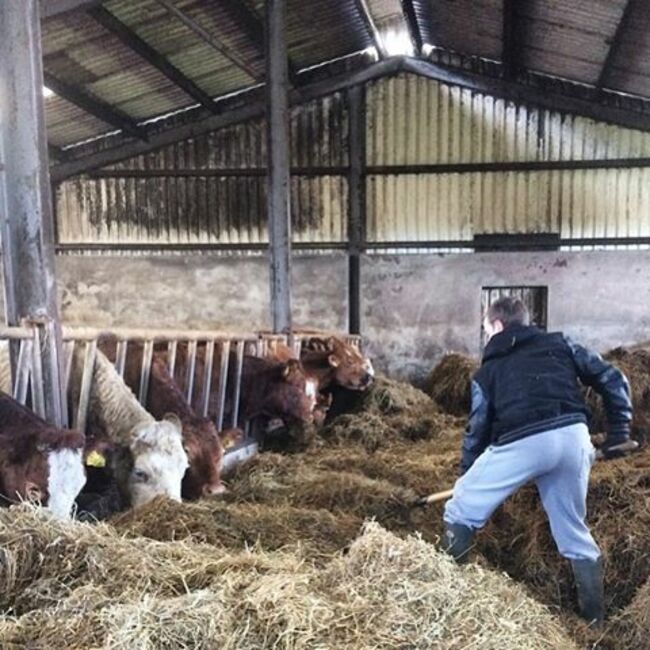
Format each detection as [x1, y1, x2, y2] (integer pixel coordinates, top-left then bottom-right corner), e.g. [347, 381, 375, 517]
[571, 557, 605, 626]
[442, 523, 474, 564]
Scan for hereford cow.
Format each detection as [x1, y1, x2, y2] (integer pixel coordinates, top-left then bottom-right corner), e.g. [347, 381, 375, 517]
[69, 349, 188, 508]
[0, 392, 86, 519]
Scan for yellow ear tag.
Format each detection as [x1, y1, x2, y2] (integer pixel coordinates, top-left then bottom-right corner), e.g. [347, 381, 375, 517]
[86, 450, 106, 468]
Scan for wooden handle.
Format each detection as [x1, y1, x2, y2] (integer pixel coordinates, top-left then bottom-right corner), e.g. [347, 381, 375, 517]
[413, 488, 454, 507]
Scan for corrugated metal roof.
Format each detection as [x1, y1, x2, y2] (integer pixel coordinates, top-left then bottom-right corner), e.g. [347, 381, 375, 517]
[39, 0, 650, 151]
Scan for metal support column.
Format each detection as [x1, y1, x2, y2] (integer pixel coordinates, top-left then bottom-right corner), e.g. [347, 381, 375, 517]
[347, 85, 366, 335]
[0, 0, 66, 426]
[265, 0, 292, 334]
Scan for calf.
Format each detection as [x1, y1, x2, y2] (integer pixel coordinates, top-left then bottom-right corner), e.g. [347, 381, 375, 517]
[0, 392, 86, 519]
[170, 345, 316, 428]
[69, 349, 188, 508]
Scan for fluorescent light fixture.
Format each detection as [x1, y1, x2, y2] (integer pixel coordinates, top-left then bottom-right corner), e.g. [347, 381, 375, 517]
[43, 86, 55, 98]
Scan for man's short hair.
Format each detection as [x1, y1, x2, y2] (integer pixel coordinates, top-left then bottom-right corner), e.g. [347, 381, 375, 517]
[486, 296, 530, 328]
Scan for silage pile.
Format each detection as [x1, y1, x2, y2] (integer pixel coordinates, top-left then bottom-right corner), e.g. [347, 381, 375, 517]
[426, 353, 479, 417]
[0, 507, 576, 650]
[586, 346, 650, 435]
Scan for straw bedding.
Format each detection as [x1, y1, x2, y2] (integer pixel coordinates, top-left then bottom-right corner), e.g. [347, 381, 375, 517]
[426, 353, 479, 416]
[0, 509, 576, 650]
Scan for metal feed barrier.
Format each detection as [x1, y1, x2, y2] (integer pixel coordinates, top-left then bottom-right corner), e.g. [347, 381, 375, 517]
[0, 324, 361, 468]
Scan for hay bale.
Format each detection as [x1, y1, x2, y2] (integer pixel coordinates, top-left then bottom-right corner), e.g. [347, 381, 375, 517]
[0, 512, 576, 650]
[111, 496, 363, 558]
[427, 353, 479, 416]
[586, 346, 650, 435]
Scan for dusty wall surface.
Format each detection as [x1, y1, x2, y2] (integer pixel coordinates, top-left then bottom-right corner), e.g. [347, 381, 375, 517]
[1, 250, 648, 385]
[0, 253, 349, 333]
[362, 251, 650, 384]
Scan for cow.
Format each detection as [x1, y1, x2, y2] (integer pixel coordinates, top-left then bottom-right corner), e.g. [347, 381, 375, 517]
[96, 339, 227, 501]
[167, 345, 317, 430]
[69, 348, 188, 509]
[0, 392, 86, 519]
[265, 335, 374, 425]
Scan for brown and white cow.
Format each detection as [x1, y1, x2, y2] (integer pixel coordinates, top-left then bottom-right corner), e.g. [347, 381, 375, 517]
[0, 392, 86, 519]
[69, 349, 188, 509]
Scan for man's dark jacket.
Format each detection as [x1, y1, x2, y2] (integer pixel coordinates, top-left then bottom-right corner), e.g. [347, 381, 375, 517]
[461, 324, 633, 474]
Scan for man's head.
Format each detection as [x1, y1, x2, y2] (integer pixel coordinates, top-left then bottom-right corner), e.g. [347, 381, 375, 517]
[483, 296, 530, 341]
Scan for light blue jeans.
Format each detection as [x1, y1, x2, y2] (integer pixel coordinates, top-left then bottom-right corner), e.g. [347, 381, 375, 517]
[444, 422, 601, 561]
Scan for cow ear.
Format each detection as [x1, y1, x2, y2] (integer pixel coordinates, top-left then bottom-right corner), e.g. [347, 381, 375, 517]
[328, 354, 340, 368]
[163, 412, 183, 431]
[24, 481, 43, 503]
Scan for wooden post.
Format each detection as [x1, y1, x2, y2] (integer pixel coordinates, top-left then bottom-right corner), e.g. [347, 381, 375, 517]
[347, 85, 366, 335]
[265, 0, 292, 334]
[0, 0, 66, 426]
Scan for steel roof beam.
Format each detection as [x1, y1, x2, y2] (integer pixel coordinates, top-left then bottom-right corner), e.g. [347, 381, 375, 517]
[51, 57, 402, 181]
[353, 0, 388, 58]
[502, 0, 524, 79]
[400, 0, 423, 55]
[40, 0, 104, 19]
[155, 0, 261, 81]
[597, 0, 636, 90]
[219, 0, 299, 86]
[51, 55, 650, 182]
[88, 5, 218, 114]
[43, 71, 147, 140]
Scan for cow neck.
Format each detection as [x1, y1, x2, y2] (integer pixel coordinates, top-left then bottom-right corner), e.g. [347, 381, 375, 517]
[300, 353, 334, 390]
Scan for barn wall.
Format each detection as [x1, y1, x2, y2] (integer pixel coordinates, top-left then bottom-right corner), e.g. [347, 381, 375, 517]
[0, 254, 349, 332]
[55, 73, 650, 248]
[362, 250, 650, 384]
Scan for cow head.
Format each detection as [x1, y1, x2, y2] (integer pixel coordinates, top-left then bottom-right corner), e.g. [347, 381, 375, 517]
[1, 429, 86, 520]
[264, 359, 315, 424]
[324, 338, 375, 390]
[122, 414, 189, 508]
[179, 415, 225, 500]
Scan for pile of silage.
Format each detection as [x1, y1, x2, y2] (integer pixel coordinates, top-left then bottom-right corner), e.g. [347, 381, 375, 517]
[320, 375, 464, 452]
[0, 508, 577, 650]
[586, 346, 650, 435]
[427, 353, 479, 416]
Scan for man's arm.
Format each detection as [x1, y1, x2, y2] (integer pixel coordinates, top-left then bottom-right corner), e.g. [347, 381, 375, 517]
[566, 338, 633, 440]
[460, 380, 492, 474]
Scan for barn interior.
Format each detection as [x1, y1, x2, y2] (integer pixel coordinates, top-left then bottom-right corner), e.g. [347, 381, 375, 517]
[1, 1, 650, 648]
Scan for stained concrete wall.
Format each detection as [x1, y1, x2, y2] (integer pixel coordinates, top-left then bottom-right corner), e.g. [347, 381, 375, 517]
[1, 250, 648, 385]
[362, 251, 650, 384]
[0, 253, 349, 333]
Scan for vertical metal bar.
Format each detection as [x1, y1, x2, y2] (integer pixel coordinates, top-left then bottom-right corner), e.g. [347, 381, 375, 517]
[138, 339, 154, 405]
[347, 85, 366, 335]
[0, 1, 65, 426]
[185, 340, 197, 404]
[167, 339, 178, 378]
[30, 325, 46, 419]
[255, 338, 264, 358]
[200, 339, 215, 417]
[115, 340, 128, 377]
[216, 340, 231, 431]
[231, 340, 245, 428]
[14, 340, 32, 405]
[74, 340, 97, 433]
[266, 0, 292, 334]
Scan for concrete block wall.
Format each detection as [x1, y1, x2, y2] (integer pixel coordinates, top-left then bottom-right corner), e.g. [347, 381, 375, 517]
[1, 250, 648, 385]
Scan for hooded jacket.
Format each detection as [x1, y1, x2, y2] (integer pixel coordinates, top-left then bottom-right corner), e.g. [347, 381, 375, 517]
[460, 324, 633, 474]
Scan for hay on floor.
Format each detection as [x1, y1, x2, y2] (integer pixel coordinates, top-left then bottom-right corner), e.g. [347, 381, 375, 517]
[426, 353, 479, 417]
[0, 508, 577, 650]
[111, 496, 363, 558]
